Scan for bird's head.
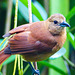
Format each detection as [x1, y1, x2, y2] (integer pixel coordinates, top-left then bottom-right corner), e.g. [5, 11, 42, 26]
[46, 14, 70, 35]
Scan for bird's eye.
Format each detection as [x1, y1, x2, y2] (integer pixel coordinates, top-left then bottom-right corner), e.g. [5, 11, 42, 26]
[54, 20, 58, 24]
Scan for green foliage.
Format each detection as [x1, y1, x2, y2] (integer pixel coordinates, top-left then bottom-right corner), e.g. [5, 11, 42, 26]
[0, 0, 75, 75]
[67, 32, 75, 49]
[66, 6, 75, 21]
[39, 61, 66, 75]
[50, 47, 66, 59]
[13, 0, 47, 22]
[20, 0, 43, 21]
[3, 55, 16, 65]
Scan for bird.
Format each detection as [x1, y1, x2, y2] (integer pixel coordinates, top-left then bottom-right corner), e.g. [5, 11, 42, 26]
[0, 13, 70, 74]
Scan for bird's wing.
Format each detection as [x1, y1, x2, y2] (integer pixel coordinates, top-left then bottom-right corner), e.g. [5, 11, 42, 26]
[4, 31, 56, 54]
[3, 24, 31, 37]
[9, 24, 31, 34]
[4, 31, 35, 54]
[4, 21, 57, 54]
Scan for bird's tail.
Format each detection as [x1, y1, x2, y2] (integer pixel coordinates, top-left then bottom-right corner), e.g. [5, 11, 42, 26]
[0, 47, 11, 65]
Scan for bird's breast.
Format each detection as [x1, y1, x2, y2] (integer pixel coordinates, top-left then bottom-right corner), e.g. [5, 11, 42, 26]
[52, 31, 66, 52]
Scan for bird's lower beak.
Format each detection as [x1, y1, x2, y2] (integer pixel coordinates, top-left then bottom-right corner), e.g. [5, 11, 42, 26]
[60, 21, 70, 27]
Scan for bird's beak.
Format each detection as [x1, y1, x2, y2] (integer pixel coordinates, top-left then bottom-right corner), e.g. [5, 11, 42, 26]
[60, 21, 70, 27]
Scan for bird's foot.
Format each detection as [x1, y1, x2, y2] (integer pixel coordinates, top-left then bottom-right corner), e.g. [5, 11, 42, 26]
[28, 62, 40, 75]
[32, 69, 40, 75]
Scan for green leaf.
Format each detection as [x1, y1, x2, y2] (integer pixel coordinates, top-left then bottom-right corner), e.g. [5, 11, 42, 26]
[33, 1, 47, 21]
[67, 32, 75, 49]
[49, 47, 66, 59]
[3, 55, 15, 65]
[38, 61, 66, 75]
[0, 72, 2, 75]
[74, 34, 75, 46]
[66, 6, 75, 21]
[13, 0, 47, 22]
[0, 39, 3, 43]
[20, 0, 43, 21]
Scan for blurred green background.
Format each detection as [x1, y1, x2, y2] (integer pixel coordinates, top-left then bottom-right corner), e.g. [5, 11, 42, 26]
[0, 0, 75, 75]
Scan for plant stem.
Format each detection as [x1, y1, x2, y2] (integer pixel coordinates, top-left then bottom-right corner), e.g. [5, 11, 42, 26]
[28, 0, 38, 75]
[64, 60, 71, 75]
[33, 62, 38, 70]
[18, 55, 21, 75]
[14, 0, 18, 28]
[44, 0, 49, 16]
[21, 56, 23, 75]
[13, 0, 18, 75]
[33, 62, 38, 75]
[13, 55, 18, 75]
[0, 64, 2, 72]
[5, 0, 13, 33]
[1, 41, 8, 50]
[2, 0, 13, 75]
[28, 0, 32, 23]
[23, 64, 29, 74]
[62, 56, 75, 68]
[0, 38, 7, 47]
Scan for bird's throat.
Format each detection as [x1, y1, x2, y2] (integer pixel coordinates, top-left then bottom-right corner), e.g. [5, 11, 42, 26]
[48, 26, 66, 36]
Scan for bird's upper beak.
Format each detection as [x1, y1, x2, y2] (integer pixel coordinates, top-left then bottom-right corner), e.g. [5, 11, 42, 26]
[60, 21, 70, 27]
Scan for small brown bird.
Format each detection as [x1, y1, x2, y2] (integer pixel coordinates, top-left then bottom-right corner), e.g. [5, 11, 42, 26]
[0, 14, 70, 64]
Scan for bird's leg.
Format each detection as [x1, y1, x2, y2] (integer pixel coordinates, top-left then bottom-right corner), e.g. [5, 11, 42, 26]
[28, 62, 40, 75]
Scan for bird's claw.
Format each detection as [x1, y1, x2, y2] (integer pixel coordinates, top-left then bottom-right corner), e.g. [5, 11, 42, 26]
[28, 62, 40, 75]
[32, 69, 40, 75]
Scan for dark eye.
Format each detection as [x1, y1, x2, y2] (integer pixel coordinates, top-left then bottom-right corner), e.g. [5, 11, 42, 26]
[54, 20, 58, 24]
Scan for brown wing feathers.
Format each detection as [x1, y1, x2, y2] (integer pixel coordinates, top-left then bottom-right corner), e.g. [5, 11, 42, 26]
[3, 24, 30, 37]
[2, 21, 57, 55]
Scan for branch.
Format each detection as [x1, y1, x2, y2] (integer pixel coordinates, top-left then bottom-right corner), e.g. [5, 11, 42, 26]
[62, 56, 75, 68]
[28, 0, 38, 75]
[28, 0, 32, 23]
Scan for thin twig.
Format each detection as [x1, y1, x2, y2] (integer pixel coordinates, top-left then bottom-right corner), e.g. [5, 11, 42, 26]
[28, 0, 38, 75]
[23, 64, 30, 74]
[13, 55, 18, 75]
[13, 0, 18, 75]
[64, 60, 71, 75]
[18, 55, 21, 75]
[34, 62, 37, 70]
[62, 56, 75, 68]
[5, 0, 13, 33]
[33, 62, 38, 75]
[2, 0, 13, 75]
[21, 56, 23, 75]
[14, 0, 18, 28]
[0, 38, 7, 47]
[28, 0, 32, 23]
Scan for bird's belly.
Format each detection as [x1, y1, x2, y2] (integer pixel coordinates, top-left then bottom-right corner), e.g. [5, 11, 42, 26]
[22, 51, 55, 61]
